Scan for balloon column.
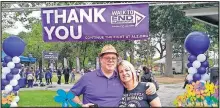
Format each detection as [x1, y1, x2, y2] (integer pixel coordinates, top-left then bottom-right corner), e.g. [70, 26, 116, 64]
[2, 36, 26, 107]
[184, 31, 210, 83]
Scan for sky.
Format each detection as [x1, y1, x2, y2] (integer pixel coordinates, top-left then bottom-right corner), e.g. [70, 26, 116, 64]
[4, 11, 41, 35]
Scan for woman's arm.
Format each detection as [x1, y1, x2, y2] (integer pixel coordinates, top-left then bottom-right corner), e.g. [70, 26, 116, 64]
[150, 97, 161, 107]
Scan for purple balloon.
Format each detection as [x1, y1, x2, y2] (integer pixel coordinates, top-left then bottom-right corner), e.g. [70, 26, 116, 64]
[184, 31, 210, 56]
[2, 85, 5, 90]
[188, 55, 197, 62]
[193, 73, 201, 82]
[11, 68, 19, 75]
[2, 62, 7, 67]
[4, 56, 12, 63]
[13, 85, 20, 91]
[201, 60, 209, 68]
[15, 63, 22, 69]
[188, 80, 193, 84]
[2, 79, 9, 86]
[197, 67, 206, 74]
[12, 91, 18, 96]
[187, 62, 193, 68]
[6, 73, 14, 81]
[3, 36, 26, 57]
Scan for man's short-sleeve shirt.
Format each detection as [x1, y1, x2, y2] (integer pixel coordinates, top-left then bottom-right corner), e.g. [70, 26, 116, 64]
[70, 69, 124, 107]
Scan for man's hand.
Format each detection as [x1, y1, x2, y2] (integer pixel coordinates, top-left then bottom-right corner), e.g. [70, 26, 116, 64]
[146, 82, 156, 95]
[82, 103, 94, 107]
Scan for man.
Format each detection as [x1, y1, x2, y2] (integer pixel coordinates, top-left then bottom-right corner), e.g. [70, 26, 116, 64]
[63, 67, 70, 84]
[57, 67, 62, 85]
[70, 44, 157, 107]
[39, 68, 45, 84]
[35, 68, 40, 83]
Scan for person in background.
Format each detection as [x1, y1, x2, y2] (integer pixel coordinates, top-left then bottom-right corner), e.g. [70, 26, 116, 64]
[45, 68, 51, 85]
[80, 69, 84, 76]
[57, 67, 62, 85]
[39, 68, 44, 84]
[70, 68, 76, 83]
[183, 71, 189, 89]
[136, 69, 140, 81]
[49, 69, 53, 84]
[141, 66, 159, 91]
[35, 68, 40, 83]
[20, 64, 25, 78]
[27, 68, 34, 88]
[63, 67, 70, 84]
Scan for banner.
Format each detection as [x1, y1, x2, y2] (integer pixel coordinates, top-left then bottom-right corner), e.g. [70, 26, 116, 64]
[41, 3, 149, 42]
[43, 51, 59, 60]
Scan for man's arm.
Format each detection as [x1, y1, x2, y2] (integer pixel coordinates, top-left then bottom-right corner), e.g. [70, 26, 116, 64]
[69, 75, 88, 105]
[72, 95, 94, 107]
[73, 96, 82, 105]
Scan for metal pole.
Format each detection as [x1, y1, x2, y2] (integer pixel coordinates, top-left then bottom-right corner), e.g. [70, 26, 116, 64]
[42, 50, 44, 71]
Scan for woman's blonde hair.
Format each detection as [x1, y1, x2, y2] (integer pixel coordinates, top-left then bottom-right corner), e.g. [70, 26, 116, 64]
[117, 60, 138, 87]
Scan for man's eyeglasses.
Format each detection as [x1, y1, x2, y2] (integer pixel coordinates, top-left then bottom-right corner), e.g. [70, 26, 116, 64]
[102, 57, 117, 61]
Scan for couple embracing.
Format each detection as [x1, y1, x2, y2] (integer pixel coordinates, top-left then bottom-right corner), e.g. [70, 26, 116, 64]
[70, 44, 161, 107]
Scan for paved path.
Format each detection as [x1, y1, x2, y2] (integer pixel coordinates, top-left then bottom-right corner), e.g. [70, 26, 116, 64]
[157, 82, 185, 107]
[20, 82, 185, 107]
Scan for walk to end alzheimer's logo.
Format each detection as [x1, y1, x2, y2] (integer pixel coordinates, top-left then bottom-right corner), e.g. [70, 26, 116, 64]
[110, 10, 146, 28]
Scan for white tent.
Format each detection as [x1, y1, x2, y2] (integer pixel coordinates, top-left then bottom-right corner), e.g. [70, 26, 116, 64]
[153, 58, 166, 64]
[153, 58, 177, 64]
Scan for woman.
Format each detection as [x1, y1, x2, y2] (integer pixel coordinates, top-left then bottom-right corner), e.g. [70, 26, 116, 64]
[45, 68, 51, 85]
[183, 71, 189, 89]
[70, 68, 75, 83]
[117, 60, 161, 107]
[26, 68, 34, 88]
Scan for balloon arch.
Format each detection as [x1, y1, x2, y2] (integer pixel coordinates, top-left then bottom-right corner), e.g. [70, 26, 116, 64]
[2, 36, 26, 107]
[184, 31, 211, 83]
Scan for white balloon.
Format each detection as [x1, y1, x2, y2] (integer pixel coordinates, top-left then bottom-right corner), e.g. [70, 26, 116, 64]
[187, 74, 193, 81]
[5, 85, 13, 94]
[10, 102, 18, 107]
[7, 62, 15, 69]
[200, 80, 206, 84]
[2, 74, 6, 79]
[2, 67, 11, 74]
[13, 74, 21, 80]
[10, 79, 18, 86]
[201, 73, 210, 81]
[197, 54, 206, 62]
[13, 96, 20, 102]
[188, 67, 197, 74]
[12, 56, 20, 63]
[192, 60, 201, 69]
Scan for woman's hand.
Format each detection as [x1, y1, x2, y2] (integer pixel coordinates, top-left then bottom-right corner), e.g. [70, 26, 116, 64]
[146, 82, 156, 95]
[82, 103, 94, 107]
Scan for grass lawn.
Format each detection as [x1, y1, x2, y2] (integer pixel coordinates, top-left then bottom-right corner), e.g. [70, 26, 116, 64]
[18, 90, 60, 107]
[18, 90, 83, 107]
